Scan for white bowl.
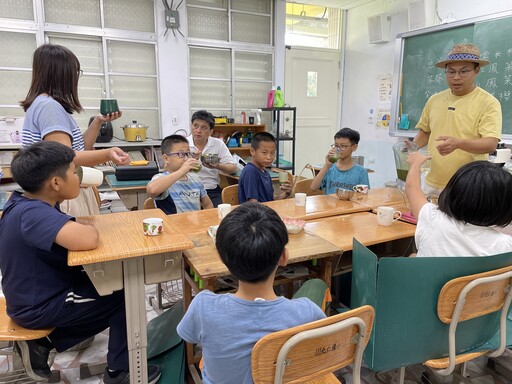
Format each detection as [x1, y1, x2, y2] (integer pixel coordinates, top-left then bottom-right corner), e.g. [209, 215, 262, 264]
[282, 218, 305, 234]
[208, 225, 219, 239]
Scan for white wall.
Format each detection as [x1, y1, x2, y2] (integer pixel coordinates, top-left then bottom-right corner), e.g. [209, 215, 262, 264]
[341, 0, 512, 186]
[156, 0, 191, 138]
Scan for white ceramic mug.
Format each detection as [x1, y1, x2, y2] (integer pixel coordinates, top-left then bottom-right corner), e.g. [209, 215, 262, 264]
[377, 206, 402, 226]
[77, 166, 104, 187]
[143, 218, 163, 236]
[353, 184, 369, 194]
[218, 203, 232, 220]
[295, 193, 307, 206]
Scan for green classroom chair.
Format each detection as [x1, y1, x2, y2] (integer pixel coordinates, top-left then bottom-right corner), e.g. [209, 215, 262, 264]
[350, 239, 512, 382]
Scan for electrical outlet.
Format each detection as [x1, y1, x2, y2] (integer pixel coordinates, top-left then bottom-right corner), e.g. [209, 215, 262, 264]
[165, 9, 180, 29]
[172, 115, 178, 125]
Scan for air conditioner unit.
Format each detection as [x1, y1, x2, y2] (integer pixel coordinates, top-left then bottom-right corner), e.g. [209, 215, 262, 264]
[368, 14, 390, 44]
[408, 0, 426, 30]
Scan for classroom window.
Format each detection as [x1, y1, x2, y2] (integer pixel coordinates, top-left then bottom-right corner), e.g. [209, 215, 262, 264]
[187, 0, 273, 120]
[285, 2, 341, 49]
[0, 0, 159, 139]
[307, 71, 318, 97]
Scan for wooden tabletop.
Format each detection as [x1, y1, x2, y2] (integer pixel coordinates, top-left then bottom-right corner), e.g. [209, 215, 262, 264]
[263, 194, 370, 221]
[304, 211, 417, 252]
[183, 230, 341, 280]
[349, 187, 408, 210]
[68, 209, 194, 266]
[166, 207, 230, 236]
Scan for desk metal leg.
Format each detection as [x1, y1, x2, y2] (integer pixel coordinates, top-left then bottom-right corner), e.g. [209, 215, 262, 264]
[117, 190, 148, 211]
[123, 258, 148, 384]
[136, 191, 147, 210]
[182, 261, 197, 384]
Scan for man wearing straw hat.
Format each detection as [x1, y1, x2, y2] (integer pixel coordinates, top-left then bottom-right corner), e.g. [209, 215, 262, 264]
[413, 43, 501, 195]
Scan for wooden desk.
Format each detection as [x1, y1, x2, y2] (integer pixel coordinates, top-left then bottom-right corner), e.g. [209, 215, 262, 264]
[304, 211, 416, 252]
[68, 210, 193, 384]
[105, 174, 149, 210]
[165, 208, 224, 237]
[350, 187, 408, 210]
[263, 194, 371, 221]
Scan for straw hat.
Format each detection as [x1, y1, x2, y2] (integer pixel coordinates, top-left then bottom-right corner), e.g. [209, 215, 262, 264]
[435, 43, 489, 68]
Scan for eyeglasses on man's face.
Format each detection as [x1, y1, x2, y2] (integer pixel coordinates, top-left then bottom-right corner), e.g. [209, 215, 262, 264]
[166, 151, 193, 159]
[331, 143, 353, 150]
[191, 123, 210, 132]
[445, 67, 474, 78]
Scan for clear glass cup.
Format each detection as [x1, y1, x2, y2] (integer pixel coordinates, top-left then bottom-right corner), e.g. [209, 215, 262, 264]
[190, 163, 202, 173]
[278, 172, 288, 184]
[419, 150, 431, 174]
[328, 147, 341, 163]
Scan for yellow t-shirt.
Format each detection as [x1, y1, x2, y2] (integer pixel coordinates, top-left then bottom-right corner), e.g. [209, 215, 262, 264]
[416, 87, 501, 189]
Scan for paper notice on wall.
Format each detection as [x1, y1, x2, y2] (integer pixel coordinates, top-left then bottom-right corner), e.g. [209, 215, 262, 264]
[376, 108, 391, 129]
[378, 75, 393, 104]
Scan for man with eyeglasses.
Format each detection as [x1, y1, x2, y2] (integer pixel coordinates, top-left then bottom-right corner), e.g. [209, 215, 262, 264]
[187, 110, 237, 207]
[413, 43, 501, 195]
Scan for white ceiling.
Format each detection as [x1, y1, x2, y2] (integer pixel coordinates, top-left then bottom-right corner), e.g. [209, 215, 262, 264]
[286, 0, 375, 10]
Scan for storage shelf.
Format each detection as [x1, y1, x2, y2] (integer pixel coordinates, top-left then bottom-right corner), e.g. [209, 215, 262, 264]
[214, 124, 265, 155]
[261, 107, 296, 174]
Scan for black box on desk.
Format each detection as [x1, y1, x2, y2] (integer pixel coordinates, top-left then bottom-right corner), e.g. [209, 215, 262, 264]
[115, 161, 159, 181]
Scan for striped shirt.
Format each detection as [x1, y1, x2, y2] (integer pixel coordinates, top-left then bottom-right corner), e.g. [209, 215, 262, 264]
[151, 171, 207, 213]
[22, 95, 85, 151]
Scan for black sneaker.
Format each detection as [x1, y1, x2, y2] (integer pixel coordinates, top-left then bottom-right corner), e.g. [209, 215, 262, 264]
[14, 339, 52, 381]
[103, 365, 161, 384]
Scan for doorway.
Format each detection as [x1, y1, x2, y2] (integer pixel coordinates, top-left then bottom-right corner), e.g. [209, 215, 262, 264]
[284, 47, 341, 176]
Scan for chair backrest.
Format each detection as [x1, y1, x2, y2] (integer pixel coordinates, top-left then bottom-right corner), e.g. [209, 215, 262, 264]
[293, 178, 323, 197]
[432, 264, 512, 375]
[221, 184, 239, 205]
[91, 186, 101, 208]
[143, 198, 156, 210]
[252, 305, 374, 384]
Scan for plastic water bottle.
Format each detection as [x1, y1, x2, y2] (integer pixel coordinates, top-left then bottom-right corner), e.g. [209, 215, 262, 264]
[267, 87, 276, 108]
[273, 86, 284, 108]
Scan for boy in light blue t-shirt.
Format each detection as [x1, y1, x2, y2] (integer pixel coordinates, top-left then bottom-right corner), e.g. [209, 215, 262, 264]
[177, 203, 328, 384]
[147, 135, 213, 214]
[311, 127, 369, 195]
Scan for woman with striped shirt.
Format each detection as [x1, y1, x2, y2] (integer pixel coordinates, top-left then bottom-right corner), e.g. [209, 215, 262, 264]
[20, 44, 130, 216]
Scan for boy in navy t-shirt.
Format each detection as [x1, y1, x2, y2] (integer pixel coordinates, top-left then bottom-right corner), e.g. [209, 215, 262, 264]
[238, 132, 291, 203]
[0, 141, 160, 384]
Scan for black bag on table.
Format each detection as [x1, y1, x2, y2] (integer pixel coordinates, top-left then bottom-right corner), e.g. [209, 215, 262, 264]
[115, 161, 159, 181]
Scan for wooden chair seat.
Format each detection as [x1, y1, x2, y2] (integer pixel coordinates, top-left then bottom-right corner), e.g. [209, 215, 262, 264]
[304, 372, 340, 383]
[0, 297, 53, 341]
[424, 350, 489, 370]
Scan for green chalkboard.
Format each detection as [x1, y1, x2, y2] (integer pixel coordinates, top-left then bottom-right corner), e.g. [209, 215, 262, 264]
[473, 18, 512, 135]
[391, 11, 512, 138]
